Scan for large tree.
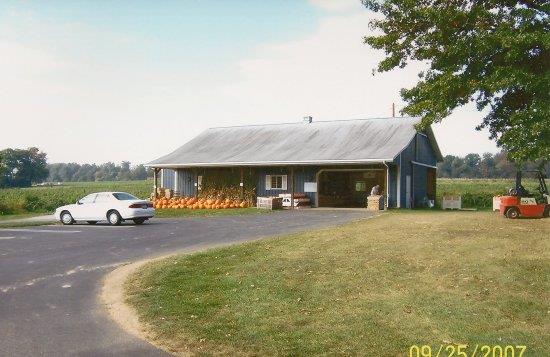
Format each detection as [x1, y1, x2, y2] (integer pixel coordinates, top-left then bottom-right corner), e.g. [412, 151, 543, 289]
[363, 0, 549, 163]
[0, 147, 48, 187]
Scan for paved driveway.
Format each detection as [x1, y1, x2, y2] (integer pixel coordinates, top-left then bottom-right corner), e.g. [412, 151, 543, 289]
[0, 210, 369, 356]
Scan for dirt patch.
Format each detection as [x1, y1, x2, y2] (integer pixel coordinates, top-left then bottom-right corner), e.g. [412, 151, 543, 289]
[100, 258, 170, 352]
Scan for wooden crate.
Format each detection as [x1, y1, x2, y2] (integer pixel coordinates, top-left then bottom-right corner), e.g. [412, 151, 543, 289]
[442, 195, 462, 210]
[367, 195, 384, 211]
[256, 197, 283, 210]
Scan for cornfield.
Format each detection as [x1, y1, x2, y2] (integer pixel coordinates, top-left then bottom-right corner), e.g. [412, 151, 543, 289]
[0, 180, 152, 215]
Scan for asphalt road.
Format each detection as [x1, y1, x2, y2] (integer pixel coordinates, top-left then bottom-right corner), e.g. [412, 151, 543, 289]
[0, 210, 369, 356]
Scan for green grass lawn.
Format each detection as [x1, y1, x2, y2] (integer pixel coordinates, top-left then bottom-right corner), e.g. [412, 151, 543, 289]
[126, 211, 550, 356]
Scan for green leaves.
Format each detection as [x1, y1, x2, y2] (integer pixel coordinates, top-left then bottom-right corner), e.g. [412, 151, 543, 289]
[363, 0, 550, 163]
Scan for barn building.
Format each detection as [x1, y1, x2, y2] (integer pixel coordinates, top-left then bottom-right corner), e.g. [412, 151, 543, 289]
[145, 117, 442, 208]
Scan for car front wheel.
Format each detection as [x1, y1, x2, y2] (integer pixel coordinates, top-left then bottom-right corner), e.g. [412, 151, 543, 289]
[107, 210, 122, 226]
[60, 211, 74, 225]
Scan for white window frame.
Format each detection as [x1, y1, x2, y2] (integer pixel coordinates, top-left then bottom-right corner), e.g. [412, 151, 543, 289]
[265, 174, 287, 190]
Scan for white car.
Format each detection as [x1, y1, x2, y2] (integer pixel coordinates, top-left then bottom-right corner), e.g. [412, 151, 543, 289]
[54, 192, 155, 225]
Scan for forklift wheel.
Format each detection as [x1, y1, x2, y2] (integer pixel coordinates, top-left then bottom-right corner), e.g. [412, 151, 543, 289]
[506, 207, 520, 219]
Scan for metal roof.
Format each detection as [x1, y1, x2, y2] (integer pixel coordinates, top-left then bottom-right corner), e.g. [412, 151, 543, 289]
[146, 117, 442, 167]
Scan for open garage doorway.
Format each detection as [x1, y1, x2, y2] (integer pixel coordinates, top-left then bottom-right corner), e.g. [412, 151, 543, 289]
[316, 169, 386, 208]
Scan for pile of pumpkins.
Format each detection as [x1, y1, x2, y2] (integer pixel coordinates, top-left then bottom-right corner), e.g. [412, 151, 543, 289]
[153, 196, 250, 210]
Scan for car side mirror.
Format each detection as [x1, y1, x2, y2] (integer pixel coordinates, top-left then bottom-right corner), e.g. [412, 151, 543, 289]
[77, 200, 82, 205]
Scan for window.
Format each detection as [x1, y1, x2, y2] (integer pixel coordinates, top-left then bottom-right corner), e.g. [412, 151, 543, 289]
[355, 181, 366, 192]
[266, 175, 287, 190]
[112, 192, 138, 200]
[95, 193, 113, 203]
[78, 194, 96, 204]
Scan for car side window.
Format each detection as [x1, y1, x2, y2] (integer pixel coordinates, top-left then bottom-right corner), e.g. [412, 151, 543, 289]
[94, 194, 112, 203]
[79, 194, 97, 204]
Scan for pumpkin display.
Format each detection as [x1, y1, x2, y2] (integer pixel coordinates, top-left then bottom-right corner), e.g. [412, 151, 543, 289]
[152, 189, 255, 211]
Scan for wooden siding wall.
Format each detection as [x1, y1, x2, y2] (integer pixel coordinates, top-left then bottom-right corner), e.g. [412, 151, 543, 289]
[256, 167, 317, 204]
[387, 165, 398, 208]
[161, 169, 175, 189]
[395, 133, 438, 208]
[160, 169, 197, 196]
[176, 169, 197, 196]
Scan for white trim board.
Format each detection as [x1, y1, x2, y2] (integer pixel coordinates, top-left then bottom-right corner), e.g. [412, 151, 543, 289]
[411, 161, 437, 169]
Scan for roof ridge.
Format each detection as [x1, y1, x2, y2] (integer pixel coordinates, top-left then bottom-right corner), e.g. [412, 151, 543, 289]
[208, 116, 419, 130]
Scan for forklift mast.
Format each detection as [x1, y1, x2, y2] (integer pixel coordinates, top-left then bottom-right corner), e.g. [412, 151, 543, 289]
[515, 170, 549, 196]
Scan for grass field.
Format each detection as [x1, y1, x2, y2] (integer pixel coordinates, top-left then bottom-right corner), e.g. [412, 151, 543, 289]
[0, 178, 545, 216]
[126, 211, 550, 356]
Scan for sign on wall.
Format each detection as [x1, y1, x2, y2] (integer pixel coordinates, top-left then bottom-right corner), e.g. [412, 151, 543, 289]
[304, 182, 317, 193]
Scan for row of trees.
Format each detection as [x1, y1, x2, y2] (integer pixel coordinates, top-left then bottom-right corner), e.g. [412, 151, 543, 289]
[438, 151, 549, 179]
[0, 147, 152, 188]
[46, 162, 151, 182]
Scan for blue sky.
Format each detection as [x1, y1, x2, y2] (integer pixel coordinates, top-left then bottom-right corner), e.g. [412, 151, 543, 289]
[0, 1, 320, 73]
[0, 0, 497, 164]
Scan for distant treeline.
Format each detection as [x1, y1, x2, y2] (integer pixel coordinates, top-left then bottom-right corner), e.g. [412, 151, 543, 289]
[437, 151, 549, 178]
[46, 162, 153, 182]
[2, 147, 549, 189]
[0, 147, 152, 188]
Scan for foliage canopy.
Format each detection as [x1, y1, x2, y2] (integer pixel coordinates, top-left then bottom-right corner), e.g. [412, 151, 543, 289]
[0, 147, 48, 188]
[363, 0, 549, 163]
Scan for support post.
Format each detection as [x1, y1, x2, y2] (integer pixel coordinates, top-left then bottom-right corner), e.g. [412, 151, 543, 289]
[174, 169, 179, 197]
[240, 167, 244, 200]
[194, 170, 199, 198]
[153, 168, 159, 198]
[290, 167, 295, 210]
[386, 165, 389, 210]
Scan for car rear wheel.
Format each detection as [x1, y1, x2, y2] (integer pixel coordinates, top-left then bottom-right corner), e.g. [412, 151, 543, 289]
[506, 207, 520, 219]
[60, 211, 74, 225]
[87, 221, 98, 225]
[107, 210, 122, 226]
[133, 218, 146, 225]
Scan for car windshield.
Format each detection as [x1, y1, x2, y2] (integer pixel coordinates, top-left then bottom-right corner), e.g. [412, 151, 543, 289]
[112, 192, 139, 201]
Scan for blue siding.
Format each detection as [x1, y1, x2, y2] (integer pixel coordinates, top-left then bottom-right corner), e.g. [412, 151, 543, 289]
[161, 169, 197, 196]
[388, 164, 398, 208]
[161, 169, 175, 188]
[416, 134, 437, 166]
[395, 133, 438, 208]
[396, 137, 414, 208]
[256, 167, 317, 205]
[175, 169, 197, 196]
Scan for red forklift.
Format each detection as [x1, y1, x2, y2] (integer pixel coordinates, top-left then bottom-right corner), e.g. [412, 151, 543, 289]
[500, 170, 549, 219]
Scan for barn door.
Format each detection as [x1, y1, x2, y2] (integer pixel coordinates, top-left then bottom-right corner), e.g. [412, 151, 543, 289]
[426, 168, 436, 200]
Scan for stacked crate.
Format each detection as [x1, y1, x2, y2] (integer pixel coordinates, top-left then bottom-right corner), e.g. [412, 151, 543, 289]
[367, 195, 384, 211]
[256, 197, 283, 210]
